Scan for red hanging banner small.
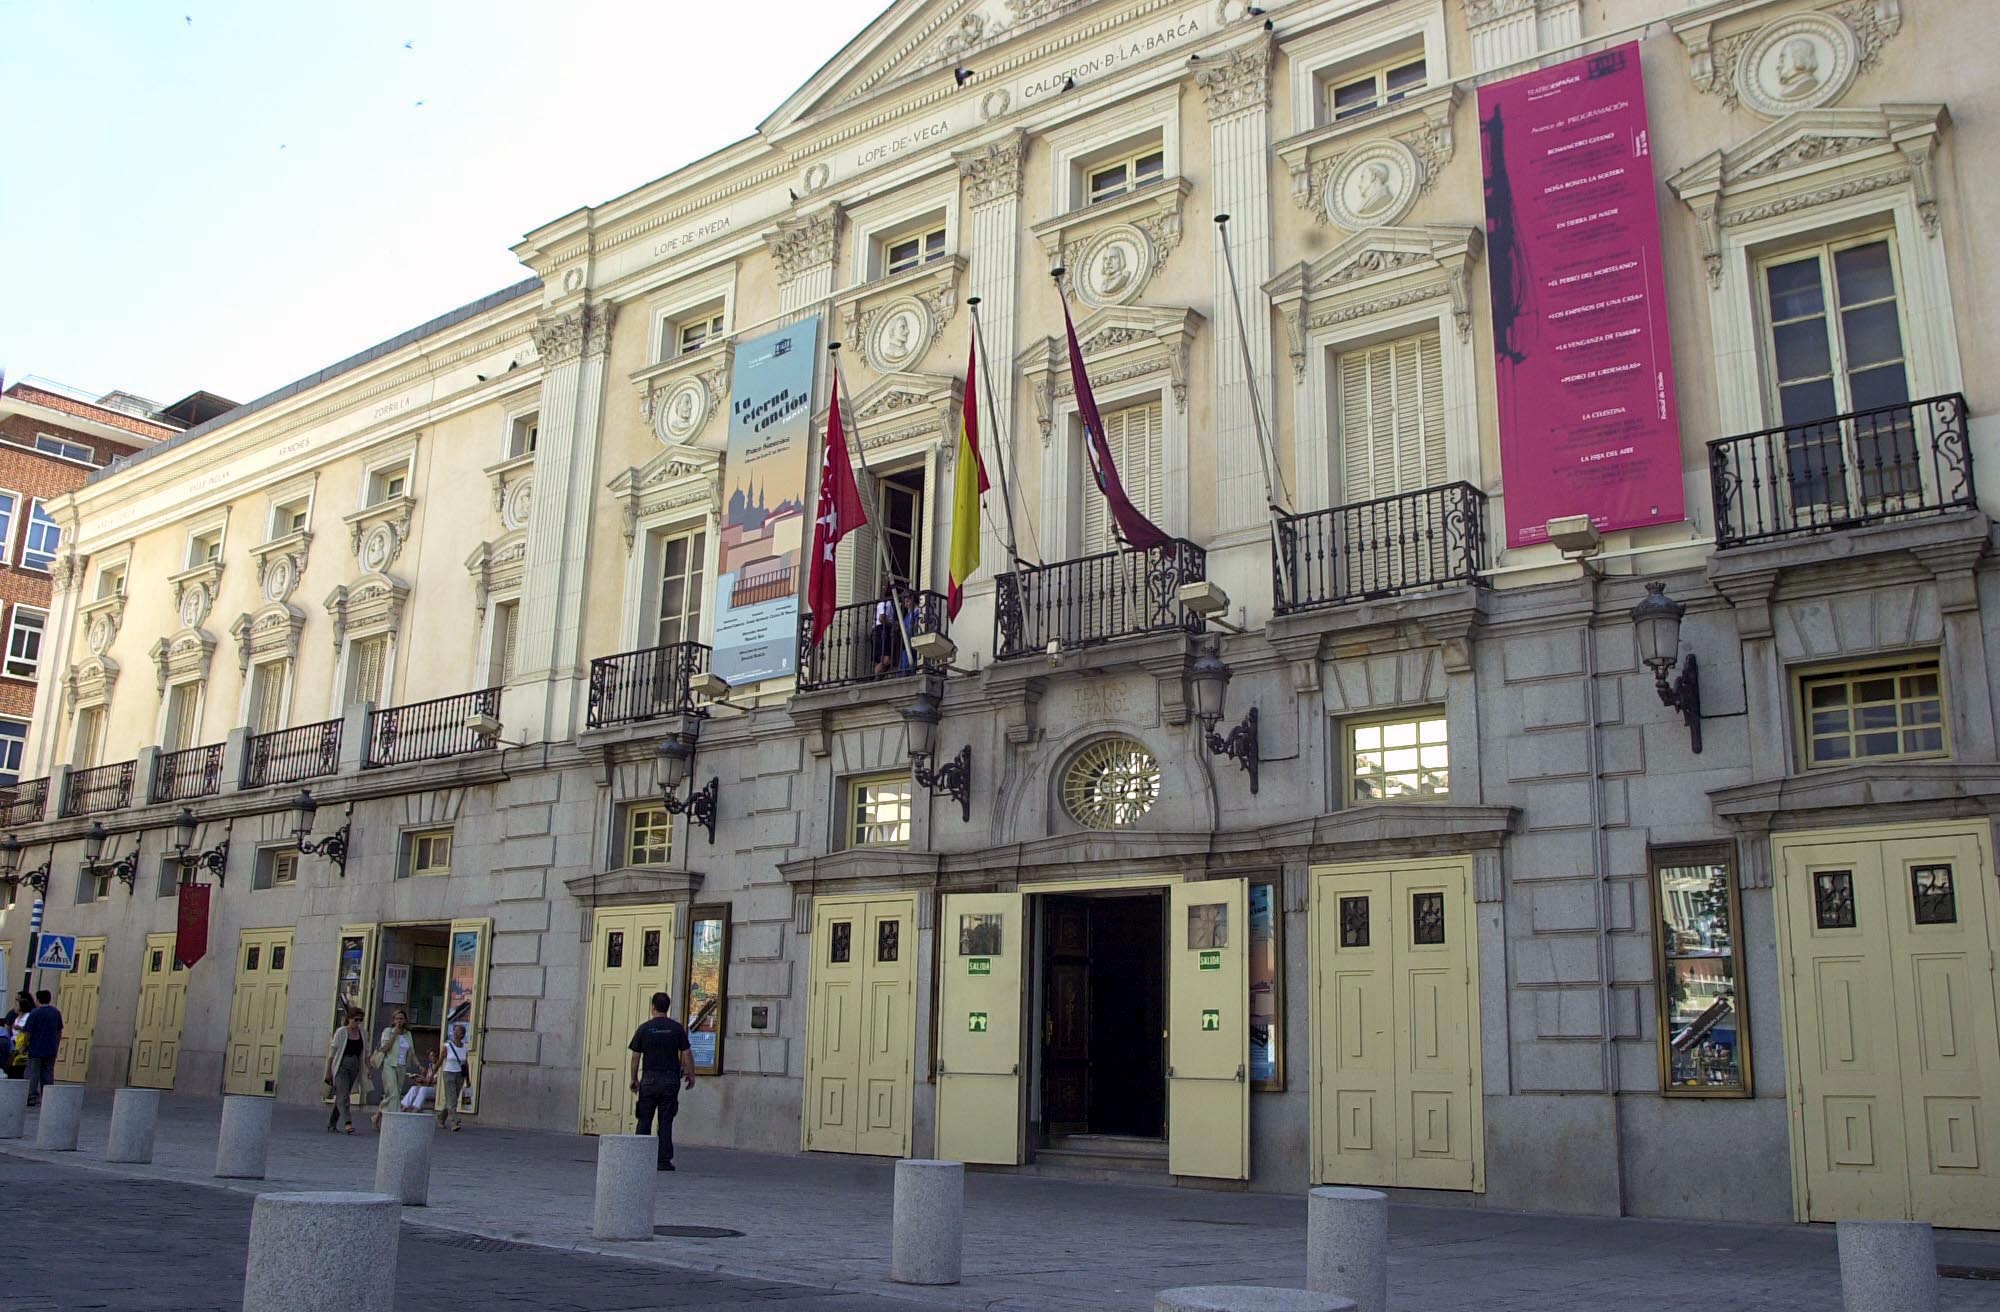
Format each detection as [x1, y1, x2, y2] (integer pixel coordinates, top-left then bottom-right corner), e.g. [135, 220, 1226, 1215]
[176, 881, 212, 969]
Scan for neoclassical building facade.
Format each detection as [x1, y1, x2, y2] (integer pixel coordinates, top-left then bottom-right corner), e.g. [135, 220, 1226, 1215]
[4, 0, 1997, 1227]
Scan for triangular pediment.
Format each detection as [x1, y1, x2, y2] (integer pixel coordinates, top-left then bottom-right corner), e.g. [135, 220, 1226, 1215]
[608, 444, 722, 499]
[1668, 103, 1946, 198]
[843, 371, 962, 425]
[1265, 224, 1482, 302]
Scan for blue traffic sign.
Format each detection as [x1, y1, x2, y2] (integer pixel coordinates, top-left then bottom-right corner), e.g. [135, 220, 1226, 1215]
[34, 934, 76, 972]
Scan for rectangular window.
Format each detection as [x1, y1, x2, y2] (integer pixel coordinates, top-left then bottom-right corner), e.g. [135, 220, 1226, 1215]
[1326, 54, 1426, 121]
[187, 529, 222, 569]
[97, 565, 126, 599]
[5, 606, 45, 679]
[34, 433, 95, 465]
[879, 469, 925, 589]
[22, 500, 60, 571]
[1798, 659, 1946, 766]
[248, 659, 288, 735]
[270, 499, 309, 540]
[405, 828, 453, 878]
[1347, 712, 1448, 802]
[253, 846, 299, 890]
[883, 225, 947, 276]
[1651, 845, 1750, 1095]
[161, 682, 200, 753]
[77, 867, 108, 905]
[653, 528, 707, 648]
[0, 718, 26, 788]
[1087, 145, 1165, 205]
[156, 856, 180, 898]
[1079, 399, 1164, 556]
[491, 600, 520, 685]
[847, 773, 913, 848]
[672, 305, 726, 358]
[71, 705, 103, 769]
[0, 492, 16, 564]
[1337, 330, 1446, 502]
[366, 461, 410, 506]
[508, 412, 539, 460]
[346, 636, 388, 706]
[625, 803, 673, 867]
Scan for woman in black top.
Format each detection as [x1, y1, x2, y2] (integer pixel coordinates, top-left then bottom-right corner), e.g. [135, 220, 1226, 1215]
[323, 1008, 368, 1132]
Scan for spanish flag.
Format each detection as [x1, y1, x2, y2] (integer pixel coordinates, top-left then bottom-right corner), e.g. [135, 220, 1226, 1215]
[946, 333, 990, 618]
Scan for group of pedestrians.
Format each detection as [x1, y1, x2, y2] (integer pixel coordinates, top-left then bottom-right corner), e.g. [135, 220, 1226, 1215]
[322, 1008, 472, 1134]
[4, 990, 64, 1106]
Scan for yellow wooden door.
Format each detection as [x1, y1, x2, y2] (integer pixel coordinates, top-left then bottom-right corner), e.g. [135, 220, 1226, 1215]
[53, 937, 107, 1083]
[1313, 858, 1482, 1191]
[1777, 826, 2000, 1227]
[936, 892, 1023, 1165]
[804, 895, 916, 1157]
[580, 905, 676, 1135]
[130, 933, 187, 1090]
[225, 929, 293, 1096]
[1167, 880, 1248, 1180]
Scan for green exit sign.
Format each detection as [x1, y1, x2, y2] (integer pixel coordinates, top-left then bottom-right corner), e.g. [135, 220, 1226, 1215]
[1199, 950, 1222, 971]
[1201, 1009, 1221, 1032]
[968, 1011, 989, 1033]
[967, 957, 991, 976]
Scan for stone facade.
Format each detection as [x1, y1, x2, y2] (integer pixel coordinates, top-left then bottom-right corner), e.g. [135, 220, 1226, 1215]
[4, 0, 1998, 1227]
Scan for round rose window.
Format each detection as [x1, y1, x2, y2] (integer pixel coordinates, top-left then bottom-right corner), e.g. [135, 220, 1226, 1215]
[1061, 738, 1161, 830]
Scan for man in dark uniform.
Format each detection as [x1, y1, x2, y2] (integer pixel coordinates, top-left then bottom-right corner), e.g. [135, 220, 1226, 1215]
[627, 991, 695, 1170]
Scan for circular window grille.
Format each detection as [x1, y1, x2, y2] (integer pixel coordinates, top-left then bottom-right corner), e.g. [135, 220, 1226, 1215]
[1062, 738, 1162, 830]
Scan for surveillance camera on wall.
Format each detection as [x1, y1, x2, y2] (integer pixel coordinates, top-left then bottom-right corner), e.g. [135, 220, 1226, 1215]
[1545, 514, 1602, 557]
[1176, 580, 1233, 618]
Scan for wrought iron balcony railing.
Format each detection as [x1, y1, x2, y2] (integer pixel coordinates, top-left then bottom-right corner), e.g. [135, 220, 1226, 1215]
[152, 743, 224, 804]
[587, 641, 710, 730]
[60, 759, 135, 817]
[367, 688, 501, 769]
[1709, 394, 1974, 549]
[798, 591, 950, 692]
[994, 539, 1207, 659]
[1274, 482, 1489, 614]
[242, 719, 342, 789]
[0, 778, 48, 827]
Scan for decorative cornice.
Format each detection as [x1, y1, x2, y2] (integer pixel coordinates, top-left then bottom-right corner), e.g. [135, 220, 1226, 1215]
[764, 208, 842, 286]
[953, 130, 1028, 206]
[1195, 33, 1274, 120]
[532, 302, 617, 366]
[1264, 224, 1484, 379]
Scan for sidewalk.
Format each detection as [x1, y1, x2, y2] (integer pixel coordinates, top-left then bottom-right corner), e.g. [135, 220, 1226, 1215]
[8, 1090, 1998, 1311]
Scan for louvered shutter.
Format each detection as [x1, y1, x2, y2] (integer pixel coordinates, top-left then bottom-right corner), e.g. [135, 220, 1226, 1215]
[72, 707, 101, 767]
[348, 637, 387, 706]
[496, 603, 520, 684]
[163, 684, 198, 752]
[1081, 400, 1165, 556]
[1335, 331, 1448, 596]
[252, 661, 287, 734]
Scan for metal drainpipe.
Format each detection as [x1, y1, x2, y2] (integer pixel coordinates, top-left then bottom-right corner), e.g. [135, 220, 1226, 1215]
[1581, 568, 1626, 1214]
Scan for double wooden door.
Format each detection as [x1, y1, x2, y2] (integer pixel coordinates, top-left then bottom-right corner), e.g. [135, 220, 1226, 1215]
[53, 937, 107, 1083]
[803, 895, 916, 1157]
[129, 933, 188, 1089]
[225, 929, 293, 1096]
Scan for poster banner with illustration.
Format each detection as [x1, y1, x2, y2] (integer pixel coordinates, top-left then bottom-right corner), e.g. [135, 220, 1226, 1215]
[714, 317, 820, 685]
[1248, 882, 1281, 1088]
[445, 921, 489, 1113]
[1478, 42, 1685, 547]
[687, 913, 728, 1075]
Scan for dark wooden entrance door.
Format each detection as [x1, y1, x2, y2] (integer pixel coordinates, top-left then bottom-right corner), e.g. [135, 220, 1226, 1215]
[1042, 897, 1092, 1133]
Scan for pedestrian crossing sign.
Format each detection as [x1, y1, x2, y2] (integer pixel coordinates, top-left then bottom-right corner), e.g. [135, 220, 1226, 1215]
[35, 934, 76, 972]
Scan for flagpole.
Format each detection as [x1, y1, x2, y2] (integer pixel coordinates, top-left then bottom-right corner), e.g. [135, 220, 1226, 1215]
[965, 297, 1028, 571]
[1215, 212, 1295, 604]
[827, 342, 919, 671]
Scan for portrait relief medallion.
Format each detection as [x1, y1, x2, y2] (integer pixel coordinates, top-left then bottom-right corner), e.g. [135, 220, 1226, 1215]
[262, 554, 296, 603]
[178, 583, 210, 630]
[502, 477, 535, 530]
[867, 299, 932, 373]
[360, 523, 397, 574]
[86, 616, 112, 655]
[1324, 139, 1422, 231]
[1075, 225, 1154, 309]
[655, 378, 712, 444]
[1737, 13, 1859, 118]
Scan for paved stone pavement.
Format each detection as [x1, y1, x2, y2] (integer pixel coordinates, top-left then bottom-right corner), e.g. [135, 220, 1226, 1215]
[7, 1090, 2000, 1311]
[1, 1159, 954, 1311]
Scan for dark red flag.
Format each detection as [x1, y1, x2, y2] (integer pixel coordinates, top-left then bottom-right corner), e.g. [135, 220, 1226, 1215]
[805, 368, 868, 648]
[175, 880, 211, 968]
[1061, 295, 1169, 552]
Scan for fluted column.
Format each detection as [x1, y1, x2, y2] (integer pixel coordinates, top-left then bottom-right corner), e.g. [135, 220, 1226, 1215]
[767, 208, 841, 317]
[1198, 36, 1277, 540]
[954, 131, 1027, 587]
[515, 301, 615, 743]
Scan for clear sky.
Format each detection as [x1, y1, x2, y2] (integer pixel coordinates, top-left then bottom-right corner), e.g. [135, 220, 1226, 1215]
[0, 0, 885, 407]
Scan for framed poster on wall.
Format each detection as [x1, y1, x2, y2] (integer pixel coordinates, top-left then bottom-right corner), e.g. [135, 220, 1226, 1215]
[685, 905, 730, 1077]
[1248, 878, 1285, 1091]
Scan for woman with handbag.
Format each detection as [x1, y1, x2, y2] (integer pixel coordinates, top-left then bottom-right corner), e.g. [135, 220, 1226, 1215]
[436, 1021, 471, 1131]
[369, 1009, 414, 1130]
[323, 1008, 367, 1133]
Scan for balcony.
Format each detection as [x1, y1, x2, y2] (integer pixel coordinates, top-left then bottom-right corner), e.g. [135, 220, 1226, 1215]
[1274, 482, 1489, 614]
[994, 539, 1207, 660]
[0, 778, 49, 827]
[367, 688, 502, 768]
[797, 591, 950, 692]
[60, 760, 135, 817]
[1709, 394, 1974, 549]
[152, 743, 224, 803]
[587, 641, 709, 730]
[243, 719, 342, 789]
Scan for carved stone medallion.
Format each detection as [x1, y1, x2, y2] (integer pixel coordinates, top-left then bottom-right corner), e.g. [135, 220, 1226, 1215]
[360, 523, 398, 574]
[1324, 140, 1422, 230]
[502, 477, 535, 531]
[86, 615, 113, 656]
[178, 583, 210, 630]
[655, 378, 712, 445]
[980, 88, 1012, 122]
[866, 298, 933, 374]
[1736, 13, 1859, 118]
[1075, 224, 1155, 309]
[262, 554, 297, 604]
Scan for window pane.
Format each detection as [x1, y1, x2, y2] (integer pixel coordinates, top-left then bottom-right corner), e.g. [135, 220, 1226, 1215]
[1386, 58, 1426, 92]
[1350, 715, 1448, 801]
[1771, 320, 1833, 384]
[851, 776, 913, 847]
[1839, 302, 1905, 371]
[1765, 257, 1825, 321]
[1832, 241, 1896, 306]
[1847, 363, 1910, 412]
[1655, 858, 1747, 1093]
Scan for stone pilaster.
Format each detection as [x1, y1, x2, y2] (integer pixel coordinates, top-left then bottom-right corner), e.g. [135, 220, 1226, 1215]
[1198, 37, 1276, 540]
[767, 209, 841, 314]
[954, 131, 1027, 585]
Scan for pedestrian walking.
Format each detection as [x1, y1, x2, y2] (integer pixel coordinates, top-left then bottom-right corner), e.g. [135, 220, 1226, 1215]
[627, 991, 695, 1171]
[369, 1008, 414, 1130]
[7, 993, 30, 1081]
[323, 1008, 367, 1133]
[437, 1020, 471, 1131]
[21, 989, 62, 1107]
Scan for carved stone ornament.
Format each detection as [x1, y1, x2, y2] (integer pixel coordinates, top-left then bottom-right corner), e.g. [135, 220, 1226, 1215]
[607, 448, 723, 555]
[359, 523, 398, 573]
[532, 302, 617, 365]
[979, 88, 1012, 123]
[655, 377, 712, 444]
[1323, 140, 1423, 231]
[261, 552, 298, 603]
[78, 587, 127, 655]
[1194, 33, 1274, 120]
[1262, 225, 1484, 381]
[250, 531, 310, 605]
[1461, 0, 1536, 25]
[1074, 224, 1156, 310]
[764, 209, 841, 286]
[840, 262, 962, 377]
[231, 604, 305, 674]
[151, 630, 216, 695]
[86, 614, 114, 656]
[867, 298, 934, 373]
[178, 581, 212, 630]
[465, 533, 527, 616]
[954, 130, 1026, 205]
[343, 497, 414, 570]
[502, 477, 535, 531]
[1017, 306, 1204, 443]
[324, 575, 410, 656]
[800, 161, 832, 196]
[1736, 12, 1860, 117]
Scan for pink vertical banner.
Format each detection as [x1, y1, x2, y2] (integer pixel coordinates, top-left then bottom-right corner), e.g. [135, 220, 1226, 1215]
[1479, 42, 1685, 547]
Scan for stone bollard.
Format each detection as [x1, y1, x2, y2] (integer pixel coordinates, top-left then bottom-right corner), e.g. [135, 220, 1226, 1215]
[891, 1158, 964, 1286]
[215, 1094, 273, 1179]
[374, 1111, 436, 1205]
[34, 1084, 84, 1151]
[0, 1078, 28, 1139]
[1306, 1186, 1388, 1312]
[1156, 1289, 1355, 1312]
[106, 1087, 162, 1163]
[242, 1192, 401, 1312]
[1837, 1219, 1939, 1312]
[592, 1134, 659, 1240]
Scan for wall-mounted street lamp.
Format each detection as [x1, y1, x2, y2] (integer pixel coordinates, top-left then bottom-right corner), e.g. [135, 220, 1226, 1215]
[658, 709, 720, 845]
[0, 834, 52, 894]
[172, 808, 232, 885]
[1633, 580, 1702, 755]
[901, 670, 972, 823]
[291, 788, 351, 876]
[1190, 642, 1260, 793]
[82, 821, 143, 893]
